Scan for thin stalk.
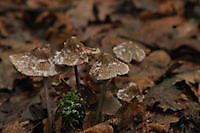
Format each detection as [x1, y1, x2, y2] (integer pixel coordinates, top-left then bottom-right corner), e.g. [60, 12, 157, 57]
[95, 79, 111, 124]
[44, 77, 53, 133]
[74, 66, 80, 91]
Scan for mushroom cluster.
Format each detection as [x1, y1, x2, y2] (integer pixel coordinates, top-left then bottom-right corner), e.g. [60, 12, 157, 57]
[10, 37, 146, 128]
[9, 36, 100, 132]
[53, 36, 100, 90]
[88, 41, 146, 123]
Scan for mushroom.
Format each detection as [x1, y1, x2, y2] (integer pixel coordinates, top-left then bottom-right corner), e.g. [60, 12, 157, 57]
[53, 36, 100, 90]
[89, 53, 129, 123]
[117, 82, 142, 102]
[9, 46, 61, 133]
[113, 41, 146, 63]
[9, 47, 60, 77]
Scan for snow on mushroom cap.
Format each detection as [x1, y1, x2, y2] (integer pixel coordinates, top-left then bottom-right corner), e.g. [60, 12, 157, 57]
[89, 54, 129, 80]
[53, 36, 100, 66]
[9, 48, 60, 77]
[113, 41, 146, 63]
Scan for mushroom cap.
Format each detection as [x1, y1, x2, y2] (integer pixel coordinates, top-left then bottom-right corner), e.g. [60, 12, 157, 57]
[9, 47, 60, 77]
[113, 41, 146, 63]
[117, 82, 141, 102]
[53, 36, 100, 66]
[89, 53, 129, 80]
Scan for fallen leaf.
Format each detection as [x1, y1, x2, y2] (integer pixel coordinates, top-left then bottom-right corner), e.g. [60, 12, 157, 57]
[131, 16, 184, 49]
[66, 0, 95, 28]
[140, 0, 184, 20]
[1, 121, 30, 133]
[79, 123, 113, 133]
[128, 50, 171, 91]
[147, 123, 168, 132]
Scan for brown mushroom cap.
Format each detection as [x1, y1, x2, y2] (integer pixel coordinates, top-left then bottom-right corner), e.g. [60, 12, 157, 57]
[9, 47, 60, 77]
[53, 36, 100, 66]
[117, 82, 141, 102]
[113, 41, 146, 63]
[89, 53, 129, 80]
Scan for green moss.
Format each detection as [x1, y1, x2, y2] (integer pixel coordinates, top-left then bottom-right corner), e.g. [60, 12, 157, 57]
[57, 90, 85, 130]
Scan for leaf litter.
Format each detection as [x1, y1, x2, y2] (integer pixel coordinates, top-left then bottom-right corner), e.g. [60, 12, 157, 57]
[0, 0, 200, 133]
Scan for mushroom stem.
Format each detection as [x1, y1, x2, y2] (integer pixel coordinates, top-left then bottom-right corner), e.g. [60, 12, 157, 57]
[44, 77, 54, 133]
[74, 66, 80, 90]
[95, 79, 111, 124]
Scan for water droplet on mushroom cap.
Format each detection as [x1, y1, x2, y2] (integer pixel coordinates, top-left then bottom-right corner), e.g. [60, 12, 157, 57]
[9, 47, 60, 77]
[89, 53, 129, 80]
[53, 36, 100, 66]
[113, 41, 146, 63]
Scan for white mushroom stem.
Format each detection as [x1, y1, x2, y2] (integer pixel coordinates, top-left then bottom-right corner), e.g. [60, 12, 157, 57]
[74, 66, 80, 91]
[44, 77, 54, 133]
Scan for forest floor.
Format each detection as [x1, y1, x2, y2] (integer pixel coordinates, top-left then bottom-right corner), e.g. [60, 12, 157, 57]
[0, 0, 200, 133]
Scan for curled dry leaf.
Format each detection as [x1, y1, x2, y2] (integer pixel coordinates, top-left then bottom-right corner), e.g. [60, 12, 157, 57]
[9, 47, 60, 77]
[53, 36, 100, 66]
[175, 70, 200, 102]
[89, 53, 129, 80]
[113, 41, 146, 63]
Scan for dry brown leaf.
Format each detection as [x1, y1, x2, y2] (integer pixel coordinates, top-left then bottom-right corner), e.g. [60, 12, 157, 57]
[79, 123, 113, 133]
[131, 16, 184, 48]
[144, 78, 185, 111]
[1, 121, 30, 133]
[66, 0, 95, 28]
[118, 103, 145, 128]
[147, 123, 168, 132]
[128, 50, 171, 91]
[140, 0, 185, 20]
